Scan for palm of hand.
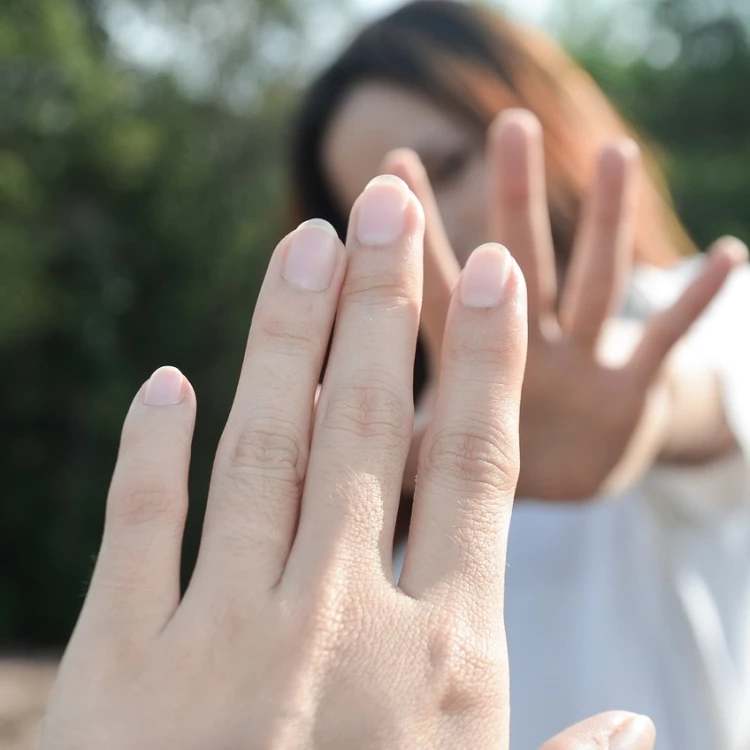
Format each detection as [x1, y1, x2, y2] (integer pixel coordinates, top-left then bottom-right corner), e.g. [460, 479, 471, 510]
[520, 331, 656, 499]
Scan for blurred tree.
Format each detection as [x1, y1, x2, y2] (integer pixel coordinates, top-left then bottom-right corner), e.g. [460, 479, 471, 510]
[557, 0, 750, 249]
[0, 0, 347, 644]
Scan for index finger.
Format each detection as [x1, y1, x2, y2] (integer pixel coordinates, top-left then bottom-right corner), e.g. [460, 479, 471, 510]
[383, 149, 461, 369]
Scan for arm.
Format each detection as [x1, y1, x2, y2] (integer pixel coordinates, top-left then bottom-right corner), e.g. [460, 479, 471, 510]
[660, 360, 737, 465]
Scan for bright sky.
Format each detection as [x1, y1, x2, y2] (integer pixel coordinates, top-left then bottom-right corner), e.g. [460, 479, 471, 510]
[355, 0, 555, 26]
[106, 0, 627, 95]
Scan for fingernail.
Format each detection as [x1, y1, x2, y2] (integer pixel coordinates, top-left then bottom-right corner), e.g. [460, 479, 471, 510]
[496, 108, 542, 138]
[613, 137, 640, 160]
[460, 243, 512, 308]
[718, 237, 748, 263]
[283, 219, 339, 291]
[144, 366, 185, 406]
[356, 175, 410, 246]
[609, 715, 655, 749]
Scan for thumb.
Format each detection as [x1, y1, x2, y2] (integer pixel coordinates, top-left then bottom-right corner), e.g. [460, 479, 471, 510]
[381, 148, 460, 371]
[539, 712, 656, 750]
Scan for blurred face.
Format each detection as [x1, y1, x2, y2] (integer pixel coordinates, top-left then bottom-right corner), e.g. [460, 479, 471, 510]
[323, 82, 489, 265]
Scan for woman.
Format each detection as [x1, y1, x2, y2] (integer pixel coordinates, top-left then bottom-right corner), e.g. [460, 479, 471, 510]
[289, 2, 750, 749]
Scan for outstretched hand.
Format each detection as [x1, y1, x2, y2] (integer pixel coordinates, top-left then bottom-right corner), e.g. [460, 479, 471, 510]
[388, 109, 744, 500]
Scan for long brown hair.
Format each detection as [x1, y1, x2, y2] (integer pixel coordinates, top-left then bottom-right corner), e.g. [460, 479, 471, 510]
[289, 0, 696, 398]
[290, 0, 696, 268]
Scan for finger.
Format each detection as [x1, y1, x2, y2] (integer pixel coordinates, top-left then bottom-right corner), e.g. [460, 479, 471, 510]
[489, 109, 557, 323]
[539, 712, 656, 750]
[190, 220, 347, 595]
[630, 237, 748, 383]
[383, 149, 461, 369]
[559, 140, 640, 349]
[400, 244, 527, 612]
[79, 367, 195, 641]
[287, 175, 424, 580]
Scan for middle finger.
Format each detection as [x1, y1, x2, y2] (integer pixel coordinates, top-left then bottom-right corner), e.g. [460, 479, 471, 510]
[287, 175, 424, 581]
[489, 109, 558, 324]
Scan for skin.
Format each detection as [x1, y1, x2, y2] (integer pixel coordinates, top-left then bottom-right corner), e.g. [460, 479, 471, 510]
[325, 83, 489, 266]
[40, 177, 656, 748]
[324, 83, 745, 500]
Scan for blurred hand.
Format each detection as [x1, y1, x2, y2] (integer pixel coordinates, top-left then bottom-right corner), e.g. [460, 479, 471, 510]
[541, 713, 656, 750]
[40, 175, 655, 749]
[388, 109, 744, 500]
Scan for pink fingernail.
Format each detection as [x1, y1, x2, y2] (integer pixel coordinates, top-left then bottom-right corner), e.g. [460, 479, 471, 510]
[144, 366, 185, 406]
[283, 220, 339, 291]
[609, 715, 655, 750]
[460, 244, 512, 308]
[355, 175, 410, 246]
[719, 237, 748, 264]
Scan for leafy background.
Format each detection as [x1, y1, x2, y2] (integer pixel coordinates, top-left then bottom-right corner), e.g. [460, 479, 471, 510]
[1, 0, 749, 645]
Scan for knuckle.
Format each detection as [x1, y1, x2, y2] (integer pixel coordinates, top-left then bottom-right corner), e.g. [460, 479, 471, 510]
[342, 267, 416, 311]
[109, 485, 182, 528]
[424, 422, 519, 495]
[257, 310, 322, 357]
[223, 416, 308, 493]
[444, 331, 512, 371]
[322, 377, 412, 443]
[209, 514, 287, 561]
[426, 617, 503, 716]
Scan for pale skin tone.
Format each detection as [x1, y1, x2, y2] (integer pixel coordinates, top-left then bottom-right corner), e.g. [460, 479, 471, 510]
[324, 82, 747, 499]
[39, 177, 658, 748]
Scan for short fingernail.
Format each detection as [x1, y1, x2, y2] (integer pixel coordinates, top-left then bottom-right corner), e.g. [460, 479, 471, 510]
[283, 219, 339, 291]
[609, 715, 655, 749]
[460, 243, 512, 308]
[356, 175, 410, 246]
[614, 137, 640, 160]
[144, 366, 185, 406]
[719, 237, 748, 263]
[496, 108, 541, 138]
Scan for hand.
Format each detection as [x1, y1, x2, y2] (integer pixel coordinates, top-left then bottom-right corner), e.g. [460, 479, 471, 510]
[40, 176, 655, 749]
[541, 713, 656, 750]
[387, 109, 743, 500]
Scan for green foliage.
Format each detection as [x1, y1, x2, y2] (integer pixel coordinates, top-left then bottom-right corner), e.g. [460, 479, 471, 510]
[570, 1, 750, 249]
[0, 0, 303, 643]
